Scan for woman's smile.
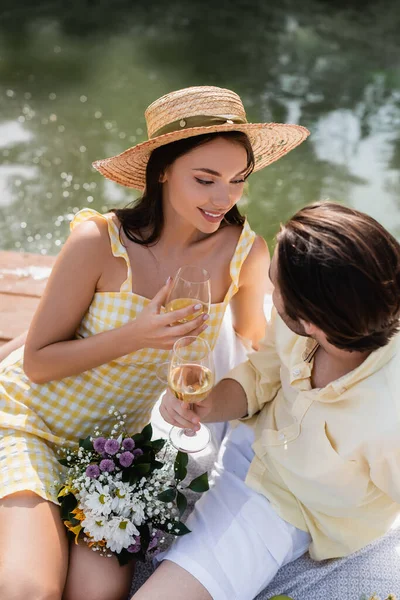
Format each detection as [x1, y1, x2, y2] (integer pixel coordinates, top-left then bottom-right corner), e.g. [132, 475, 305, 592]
[198, 208, 226, 223]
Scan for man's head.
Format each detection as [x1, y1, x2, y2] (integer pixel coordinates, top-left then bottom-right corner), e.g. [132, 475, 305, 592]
[270, 201, 400, 352]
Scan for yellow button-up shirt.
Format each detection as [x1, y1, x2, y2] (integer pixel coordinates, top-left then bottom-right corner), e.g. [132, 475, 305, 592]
[228, 308, 400, 560]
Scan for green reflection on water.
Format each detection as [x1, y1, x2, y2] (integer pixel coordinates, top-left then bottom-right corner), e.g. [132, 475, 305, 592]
[0, 0, 400, 255]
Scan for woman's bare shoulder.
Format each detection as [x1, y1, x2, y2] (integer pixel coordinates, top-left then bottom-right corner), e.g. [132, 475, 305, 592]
[67, 212, 112, 260]
[239, 234, 271, 287]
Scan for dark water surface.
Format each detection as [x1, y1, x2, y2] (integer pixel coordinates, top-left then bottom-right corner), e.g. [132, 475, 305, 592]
[1, 0, 400, 254]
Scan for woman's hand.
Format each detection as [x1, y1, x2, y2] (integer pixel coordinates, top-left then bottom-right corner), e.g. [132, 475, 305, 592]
[129, 278, 209, 351]
[159, 387, 213, 430]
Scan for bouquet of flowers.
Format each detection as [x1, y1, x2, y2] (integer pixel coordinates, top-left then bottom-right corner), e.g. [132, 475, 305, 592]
[57, 408, 209, 565]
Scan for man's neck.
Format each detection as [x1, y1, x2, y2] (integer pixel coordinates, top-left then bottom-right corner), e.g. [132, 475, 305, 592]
[311, 337, 372, 389]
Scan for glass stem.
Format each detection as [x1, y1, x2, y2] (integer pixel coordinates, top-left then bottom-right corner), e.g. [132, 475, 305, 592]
[183, 403, 196, 437]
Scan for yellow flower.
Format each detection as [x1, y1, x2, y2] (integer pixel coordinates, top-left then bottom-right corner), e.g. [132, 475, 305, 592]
[64, 520, 83, 545]
[58, 485, 78, 498]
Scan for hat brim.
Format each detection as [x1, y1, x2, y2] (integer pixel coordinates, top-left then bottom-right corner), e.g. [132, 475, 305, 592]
[92, 122, 310, 190]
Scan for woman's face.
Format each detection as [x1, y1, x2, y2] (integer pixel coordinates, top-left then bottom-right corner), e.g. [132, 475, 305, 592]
[161, 137, 248, 233]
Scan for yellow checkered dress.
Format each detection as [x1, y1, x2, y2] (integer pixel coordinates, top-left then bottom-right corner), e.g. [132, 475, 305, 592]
[0, 209, 255, 503]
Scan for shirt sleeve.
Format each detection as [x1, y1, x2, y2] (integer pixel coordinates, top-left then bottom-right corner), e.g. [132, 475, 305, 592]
[370, 449, 400, 504]
[224, 308, 282, 419]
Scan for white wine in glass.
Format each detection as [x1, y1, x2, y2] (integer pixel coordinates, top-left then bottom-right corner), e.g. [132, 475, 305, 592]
[168, 336, 214, 453]
[165, 265, 211, 324]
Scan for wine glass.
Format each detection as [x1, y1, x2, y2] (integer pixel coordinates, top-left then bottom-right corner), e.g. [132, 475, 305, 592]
[168, 336, 214, 453]
[165, 265, 211, 324]
[156, 265, 211, 384]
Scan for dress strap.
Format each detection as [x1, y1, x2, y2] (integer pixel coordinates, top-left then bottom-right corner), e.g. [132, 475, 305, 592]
[70, 208, 133, 293]
[223, 219, 256, 304]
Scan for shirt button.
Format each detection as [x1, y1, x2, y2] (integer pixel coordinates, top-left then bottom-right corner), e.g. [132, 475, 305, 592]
[292, 368, 301, 377]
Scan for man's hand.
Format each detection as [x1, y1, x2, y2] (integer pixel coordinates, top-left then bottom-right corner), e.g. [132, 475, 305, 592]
[159, 378, 248, 429]
[159, 388, 213, 431]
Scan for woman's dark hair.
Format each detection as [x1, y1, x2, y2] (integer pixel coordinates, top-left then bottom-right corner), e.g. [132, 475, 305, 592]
[276, 201, 400, 352]
[112, 131, 254, 245]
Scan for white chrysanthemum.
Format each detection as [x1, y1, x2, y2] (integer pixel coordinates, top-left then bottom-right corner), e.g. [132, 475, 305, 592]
[111, 482, 132, 515]
[82, 514, 109, 542]
[130, 499, 146, 526]
[106, 517, 139, 554]
[83, 487, 113, 516]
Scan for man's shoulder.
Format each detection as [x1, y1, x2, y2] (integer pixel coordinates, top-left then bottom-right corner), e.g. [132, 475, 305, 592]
[345, 338, 400, 419]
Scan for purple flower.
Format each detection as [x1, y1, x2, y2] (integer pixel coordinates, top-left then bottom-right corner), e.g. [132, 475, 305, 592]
[122, 438, 135, 451]
[104, 439, 120, 455]
[148, 530, 163, 551]
[127, 537, 141, 553]
[93, 437, 106, 454]
[132, 448, 143, 458]
[119, 451, 134, 468]
[85, 464, 100, 479]
[99, 458, 115, 473]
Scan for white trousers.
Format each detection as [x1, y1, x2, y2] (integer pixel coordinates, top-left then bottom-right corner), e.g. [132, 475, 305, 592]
[157, 423, 311, 600]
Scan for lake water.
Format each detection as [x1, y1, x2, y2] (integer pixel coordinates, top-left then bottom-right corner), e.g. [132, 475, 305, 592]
[1, 0, 399, 254]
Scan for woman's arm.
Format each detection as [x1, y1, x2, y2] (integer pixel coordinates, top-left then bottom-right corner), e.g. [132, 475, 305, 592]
[229, 235, 272, 349]
[24, 218, 207, 384]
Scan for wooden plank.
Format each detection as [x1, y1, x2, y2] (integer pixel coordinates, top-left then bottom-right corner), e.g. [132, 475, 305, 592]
[0, 292, 40, 340]
[0, 251, 55, 297]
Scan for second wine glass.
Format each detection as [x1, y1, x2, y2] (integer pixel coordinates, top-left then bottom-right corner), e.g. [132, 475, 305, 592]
[168, 336, 214, 453]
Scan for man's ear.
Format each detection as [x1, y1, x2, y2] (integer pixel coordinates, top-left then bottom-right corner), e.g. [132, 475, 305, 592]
[300, 319, 318, 336]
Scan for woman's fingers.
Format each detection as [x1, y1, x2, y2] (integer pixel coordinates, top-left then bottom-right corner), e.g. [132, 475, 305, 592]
[162, 302, 207, 327]
[149, 277, 173, 313]
[172, 313, 209, 338]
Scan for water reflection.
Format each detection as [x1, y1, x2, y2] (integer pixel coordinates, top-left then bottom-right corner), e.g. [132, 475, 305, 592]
[0, 0, 400, 253]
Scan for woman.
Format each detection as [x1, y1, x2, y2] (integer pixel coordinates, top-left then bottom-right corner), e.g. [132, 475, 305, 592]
[0, 85, 309, 600]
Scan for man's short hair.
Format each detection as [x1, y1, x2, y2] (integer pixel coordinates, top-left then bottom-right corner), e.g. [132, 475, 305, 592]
[276, 201, 400, 352]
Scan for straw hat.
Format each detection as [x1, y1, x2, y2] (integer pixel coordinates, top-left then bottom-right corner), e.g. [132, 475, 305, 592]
[92, 86, 310, 190]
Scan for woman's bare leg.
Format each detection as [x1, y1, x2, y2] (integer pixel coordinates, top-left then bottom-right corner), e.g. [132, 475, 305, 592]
[0, 332, 27, 362]
[131, 560, 211, 600]
[63, 542, 135, 600]
[0, 491, 68, 600]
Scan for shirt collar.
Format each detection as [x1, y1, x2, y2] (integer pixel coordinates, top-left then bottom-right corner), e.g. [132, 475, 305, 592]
[320, 332, 400, 399]
[280, 312, 400, 399]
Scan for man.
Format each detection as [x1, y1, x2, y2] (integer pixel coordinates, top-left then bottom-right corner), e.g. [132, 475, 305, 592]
[133, 201, 400, 600]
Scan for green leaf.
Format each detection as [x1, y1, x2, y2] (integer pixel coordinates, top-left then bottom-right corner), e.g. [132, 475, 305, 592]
[116, 549, 136, 566]
[138, 523, 151, 555]
[79, 436, 93, 451]
[170, 521, 191, 536]
[187, 472, 209, 493]
[158, 487, 176, 502]
[268, 596, 294, 600]
[135, 452, 152, 465]
[129, 471, 139, 485]
[174, 451, 188, 482]
[58, 458, 70, 467]
[153, 460, 164, 470]
[133, 463, 151, 476]
[132, 433, 144, 443]
[176, 491, 187, 516]
[151, 438, 166, 454]
[141, 423, 153, 441]
[59, 493, 78, 521]
[122, 469, 131, 483]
